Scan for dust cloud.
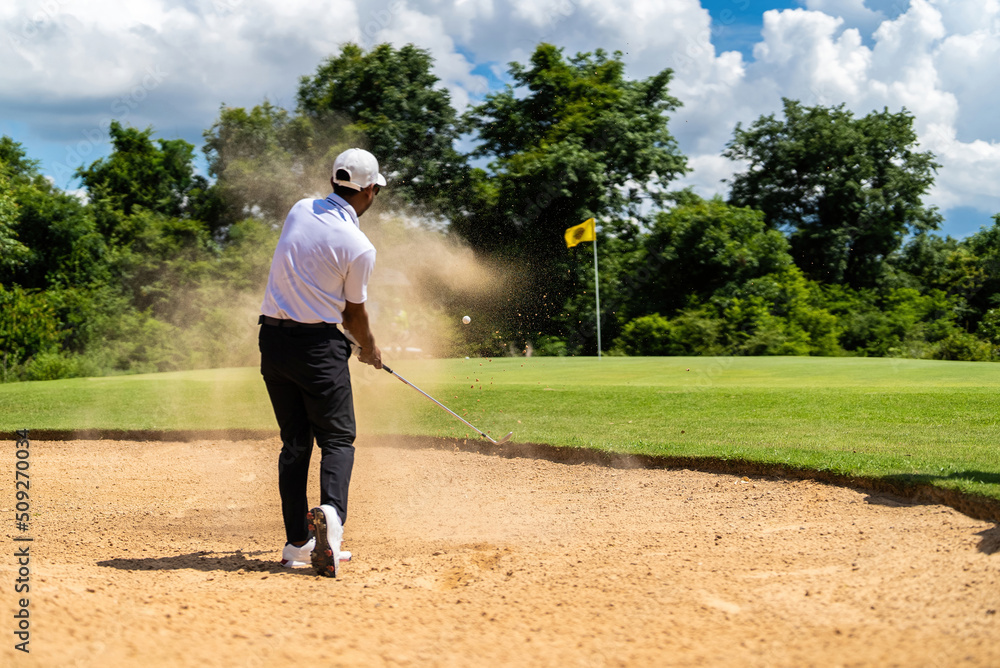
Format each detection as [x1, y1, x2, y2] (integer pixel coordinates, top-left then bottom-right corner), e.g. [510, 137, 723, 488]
[155, 130, 515, 436]
[343, 210, 515, 435]
[362, 212, 511, 361]
[157, 184, 512, 374]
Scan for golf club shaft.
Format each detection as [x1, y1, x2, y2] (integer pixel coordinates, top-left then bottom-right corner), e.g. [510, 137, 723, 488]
[382, 364, 498, 443]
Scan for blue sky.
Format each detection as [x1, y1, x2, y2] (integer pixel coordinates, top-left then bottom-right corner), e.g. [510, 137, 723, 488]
[2, 0, 998, 238]
[704, 0, 802, 56]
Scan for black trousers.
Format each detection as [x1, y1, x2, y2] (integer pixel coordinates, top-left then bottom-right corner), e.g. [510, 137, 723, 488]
[259, 324, 355, 544]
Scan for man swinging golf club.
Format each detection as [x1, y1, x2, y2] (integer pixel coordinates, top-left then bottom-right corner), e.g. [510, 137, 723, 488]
[258, 147, 385, 577]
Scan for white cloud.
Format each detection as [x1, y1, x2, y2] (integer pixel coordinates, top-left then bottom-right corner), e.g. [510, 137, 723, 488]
[670, 0, 1000, 226]
[922, 125, 1000, 212]
[935, 0, 1000, 35]
[803, 0, 885, 37]
[675, 153, 741, 199]
[0, 0, 362, 125]
[936, 23, 1000, 142]
[752, 9, 872, 104]
[2, 0, 1000, 228]
[366, 6, 489, 110]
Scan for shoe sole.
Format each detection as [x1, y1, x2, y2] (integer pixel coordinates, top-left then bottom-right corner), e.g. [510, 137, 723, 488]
[307, 508, 339, 578]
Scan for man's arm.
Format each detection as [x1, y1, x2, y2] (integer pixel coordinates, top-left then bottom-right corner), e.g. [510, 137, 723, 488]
[343, 300, 382, 369]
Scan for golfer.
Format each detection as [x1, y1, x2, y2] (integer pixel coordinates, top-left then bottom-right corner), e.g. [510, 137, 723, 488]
[258, 148, 385, 578]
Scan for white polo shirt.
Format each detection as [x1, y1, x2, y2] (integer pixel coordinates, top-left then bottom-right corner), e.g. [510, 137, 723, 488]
[260, 193, 376, 324]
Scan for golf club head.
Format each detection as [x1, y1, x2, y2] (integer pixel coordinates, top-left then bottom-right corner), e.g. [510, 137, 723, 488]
[491, 431, 514, 445]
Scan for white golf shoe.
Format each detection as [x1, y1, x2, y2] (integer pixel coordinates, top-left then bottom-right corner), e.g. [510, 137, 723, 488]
[308, 504, 343, 578]
[280, 538, 315, 568]
[280, 537, 351, 569]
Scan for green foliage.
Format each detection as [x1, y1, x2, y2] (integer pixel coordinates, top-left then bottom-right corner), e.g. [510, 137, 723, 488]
[202, 101, 318, 224]
[888, 218, 1000, 341]
[21, 351, 100, 382]
[616, 314, 677, 356]
[2, 138, 108, 290]
[297, 43, 468, 215]
[932, 332, 995, 362]
[892, 232, 964, 291]
[614, 267, 844, 358]
[635, 195, 792, 318]
[958, 216, 1000, 323]
[0, 136, 42, 183]
[459, 44, 687, 344]
[209, 218, 280, 291]
[4, 175, 109, 290]
[0, 168, 30, 274]
[714, 269, 841, 356]
[532, 335, 569, 357]
[977, 308, 1000, 346]
[204, 44, 471, 223]
[0, 284, 62, 375]
[726, 99, 941, 287]
[41, 285, 125, 355]
[822, 284, 964, 357]
[0, 127, 277, 382]
[77, 121, 221, 232]
[608, 196, 840, 358]
[462, 44, 686, 251]
[614, 272, 838, 358]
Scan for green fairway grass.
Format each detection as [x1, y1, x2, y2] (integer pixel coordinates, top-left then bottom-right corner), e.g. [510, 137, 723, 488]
[2, 357, 998, 503]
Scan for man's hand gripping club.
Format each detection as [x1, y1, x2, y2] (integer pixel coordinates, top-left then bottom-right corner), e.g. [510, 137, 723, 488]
[342, 300, 382, 368]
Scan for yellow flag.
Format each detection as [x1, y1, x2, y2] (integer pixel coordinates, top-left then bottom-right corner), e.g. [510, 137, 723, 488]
[565, 218, 595, 248]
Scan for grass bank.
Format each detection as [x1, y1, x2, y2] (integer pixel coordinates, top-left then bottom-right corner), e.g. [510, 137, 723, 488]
[2, 356, 998, 504]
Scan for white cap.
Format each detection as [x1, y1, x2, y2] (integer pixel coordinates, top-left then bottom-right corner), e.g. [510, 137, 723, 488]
[332, 148, 387, 191]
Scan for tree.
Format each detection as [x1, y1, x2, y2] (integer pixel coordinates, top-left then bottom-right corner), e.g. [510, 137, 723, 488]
[633, 195, 792, 319]
[613, 267, 842, 357]
[77, 121, 221, 233]
[202, 101, 314, 224]
[725, 99, 941, 288]
[821, 283, 960, 357]
[0, 165, 29, 274]
[460, 43, 688, 342]
[8, 177, 108, 290]
[0, 284, 62, 377]
[891, 232, 963, 292]
[297, 43, 469, 215]
[1, 138, 41, 276]
[0, 137, 108, 291]
[0, 136, 42, 183]
[958, 216, 1000, 325]
[709, 268, 841, 356]
[889, 219, 1000, 332]
[617, 204, 841, 357]
[463, 44, 686, 250]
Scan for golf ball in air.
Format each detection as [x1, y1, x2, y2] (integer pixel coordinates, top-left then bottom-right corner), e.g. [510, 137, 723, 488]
[462, 315, 471, 325]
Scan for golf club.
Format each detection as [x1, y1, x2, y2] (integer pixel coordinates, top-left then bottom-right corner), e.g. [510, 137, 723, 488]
[382, 364, 513, 445]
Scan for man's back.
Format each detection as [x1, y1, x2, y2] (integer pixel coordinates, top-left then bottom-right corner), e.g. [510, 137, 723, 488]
[261, 195, 376, 324]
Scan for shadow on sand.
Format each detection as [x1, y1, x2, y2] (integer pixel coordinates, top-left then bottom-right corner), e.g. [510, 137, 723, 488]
[97, 550, 316, 575]
[977, 526, 1000, 555]
[863, 492, 999, 555]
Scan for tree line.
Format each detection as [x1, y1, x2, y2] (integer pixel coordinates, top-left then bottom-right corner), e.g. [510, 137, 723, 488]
[2, 42, 999, 381]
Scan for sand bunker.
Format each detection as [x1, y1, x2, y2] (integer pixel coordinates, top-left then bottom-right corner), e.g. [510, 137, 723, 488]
[2, 437, 997, 666]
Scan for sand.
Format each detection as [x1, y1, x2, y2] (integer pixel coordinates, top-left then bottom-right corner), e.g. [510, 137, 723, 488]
[2, 436, 997, 667]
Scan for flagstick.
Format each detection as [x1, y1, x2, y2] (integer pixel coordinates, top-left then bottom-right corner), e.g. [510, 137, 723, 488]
[592, 234, 601, 359]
